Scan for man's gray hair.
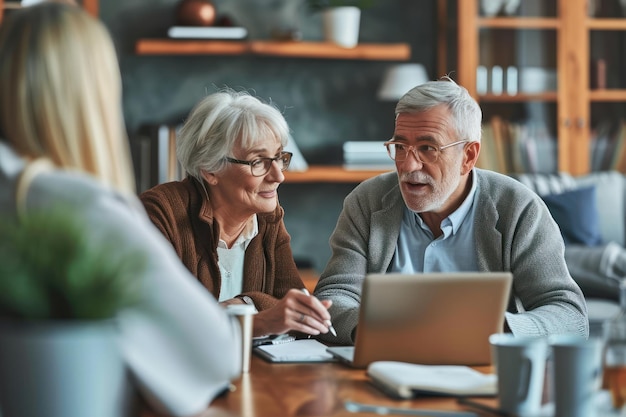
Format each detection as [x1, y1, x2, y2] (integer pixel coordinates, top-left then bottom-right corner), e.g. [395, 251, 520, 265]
[395, 76, 482, 143]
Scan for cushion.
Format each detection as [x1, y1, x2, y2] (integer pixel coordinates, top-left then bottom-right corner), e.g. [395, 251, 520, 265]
[575, 171, 625, 247]
[541, 185, 603, 247]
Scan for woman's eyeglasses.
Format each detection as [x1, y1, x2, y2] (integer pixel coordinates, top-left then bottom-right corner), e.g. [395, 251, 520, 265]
[226, 151, 293, 177]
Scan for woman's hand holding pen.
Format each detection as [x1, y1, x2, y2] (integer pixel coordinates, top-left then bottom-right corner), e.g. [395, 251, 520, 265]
[251, 288, 334, 337]
[301, 288, 337, 336]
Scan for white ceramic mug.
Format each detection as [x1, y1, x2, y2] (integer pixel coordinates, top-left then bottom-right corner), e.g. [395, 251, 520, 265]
[489, 333, 548, 416]
[550, 335, 603, 417]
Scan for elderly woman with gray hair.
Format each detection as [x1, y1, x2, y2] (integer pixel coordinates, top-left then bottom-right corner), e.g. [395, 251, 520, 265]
[140, 89, 333, 338]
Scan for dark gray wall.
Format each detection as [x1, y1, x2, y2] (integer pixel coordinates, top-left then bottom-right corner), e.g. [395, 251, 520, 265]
[99, 0, 439, 272]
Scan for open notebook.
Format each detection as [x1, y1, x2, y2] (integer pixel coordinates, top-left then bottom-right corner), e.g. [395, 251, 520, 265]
[327, 272, 513, 368]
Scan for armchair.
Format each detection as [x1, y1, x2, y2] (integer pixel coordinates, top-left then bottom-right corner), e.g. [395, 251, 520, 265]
[512, 171, 625, 333]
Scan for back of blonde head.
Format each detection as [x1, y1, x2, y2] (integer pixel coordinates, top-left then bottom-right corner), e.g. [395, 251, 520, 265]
[0, 2, 135, 194]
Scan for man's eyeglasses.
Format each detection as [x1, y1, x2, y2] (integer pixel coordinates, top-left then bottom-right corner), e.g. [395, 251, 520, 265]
[225, 151, 293, 177]
[383, 140, 469, 164]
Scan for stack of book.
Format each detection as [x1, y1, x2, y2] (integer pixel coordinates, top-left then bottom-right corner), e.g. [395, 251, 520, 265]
[343, 141, 394, 170]
[167, 26, 248, 39]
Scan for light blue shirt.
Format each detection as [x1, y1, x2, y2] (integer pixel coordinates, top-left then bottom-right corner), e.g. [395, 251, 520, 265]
[389, 172, 479, 273]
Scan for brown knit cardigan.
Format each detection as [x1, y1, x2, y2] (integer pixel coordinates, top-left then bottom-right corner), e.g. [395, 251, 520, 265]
[139, 177, 305, 311]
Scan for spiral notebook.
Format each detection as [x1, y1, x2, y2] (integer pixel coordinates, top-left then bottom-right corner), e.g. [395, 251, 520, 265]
[254, 339, 335, 363]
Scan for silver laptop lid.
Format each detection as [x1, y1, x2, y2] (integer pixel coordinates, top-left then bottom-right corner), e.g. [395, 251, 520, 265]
[350, 272, 513, 368]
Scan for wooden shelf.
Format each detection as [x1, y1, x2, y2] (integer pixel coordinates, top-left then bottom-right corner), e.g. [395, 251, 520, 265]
[0, 0, 98, 21]
[479, 92, 558, 102]
[135, 39, 411, 61]
[587, 18, 626, 30]
[284, 165, 392, 183]
[590, 89, 626, 102]
[477, 17, 560, 29]
[82, 0, 98, 16]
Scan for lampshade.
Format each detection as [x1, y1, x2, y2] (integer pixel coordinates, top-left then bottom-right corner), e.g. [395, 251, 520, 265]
[21, 0, 45, 6]
[377, 63, 429, 101]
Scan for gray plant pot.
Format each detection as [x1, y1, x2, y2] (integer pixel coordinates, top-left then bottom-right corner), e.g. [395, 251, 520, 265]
[0, 320, 132, 417]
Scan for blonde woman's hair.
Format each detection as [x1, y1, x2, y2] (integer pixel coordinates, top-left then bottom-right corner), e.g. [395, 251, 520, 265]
[0, 2, 135, 194]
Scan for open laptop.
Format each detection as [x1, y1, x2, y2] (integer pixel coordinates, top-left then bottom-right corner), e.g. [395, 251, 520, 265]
[326, 272, 513, 368]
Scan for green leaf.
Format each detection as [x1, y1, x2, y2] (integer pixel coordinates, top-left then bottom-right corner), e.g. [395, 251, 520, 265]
[0, 206, 146, 320]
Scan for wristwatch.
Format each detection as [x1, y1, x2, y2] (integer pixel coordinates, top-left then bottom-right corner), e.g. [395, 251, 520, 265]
[239, 295, 255, 307]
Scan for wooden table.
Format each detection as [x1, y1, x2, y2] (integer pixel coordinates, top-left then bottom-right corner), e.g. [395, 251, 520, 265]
[143, 355, 497, 417]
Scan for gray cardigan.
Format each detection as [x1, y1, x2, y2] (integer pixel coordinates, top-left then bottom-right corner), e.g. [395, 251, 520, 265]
[314, 169, 589, 344]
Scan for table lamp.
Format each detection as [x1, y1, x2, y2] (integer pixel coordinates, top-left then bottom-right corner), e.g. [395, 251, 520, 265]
[377, 63, 429, 101]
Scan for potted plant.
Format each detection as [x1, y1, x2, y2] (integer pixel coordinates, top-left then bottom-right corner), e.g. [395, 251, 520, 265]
[307, 0, 376, 48]
[0, 206, 147, 417]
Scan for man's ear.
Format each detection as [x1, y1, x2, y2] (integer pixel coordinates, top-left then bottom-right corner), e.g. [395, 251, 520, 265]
[461, 141, 480, 175]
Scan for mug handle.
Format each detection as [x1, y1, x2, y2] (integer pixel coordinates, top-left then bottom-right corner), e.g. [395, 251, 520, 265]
[517, 357, 531, 402]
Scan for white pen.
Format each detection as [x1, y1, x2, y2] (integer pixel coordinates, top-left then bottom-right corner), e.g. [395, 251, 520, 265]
[301, 288, 337, 337]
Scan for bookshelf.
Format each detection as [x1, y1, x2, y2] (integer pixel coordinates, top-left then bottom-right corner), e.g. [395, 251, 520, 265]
[456, 0, 626, 175]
